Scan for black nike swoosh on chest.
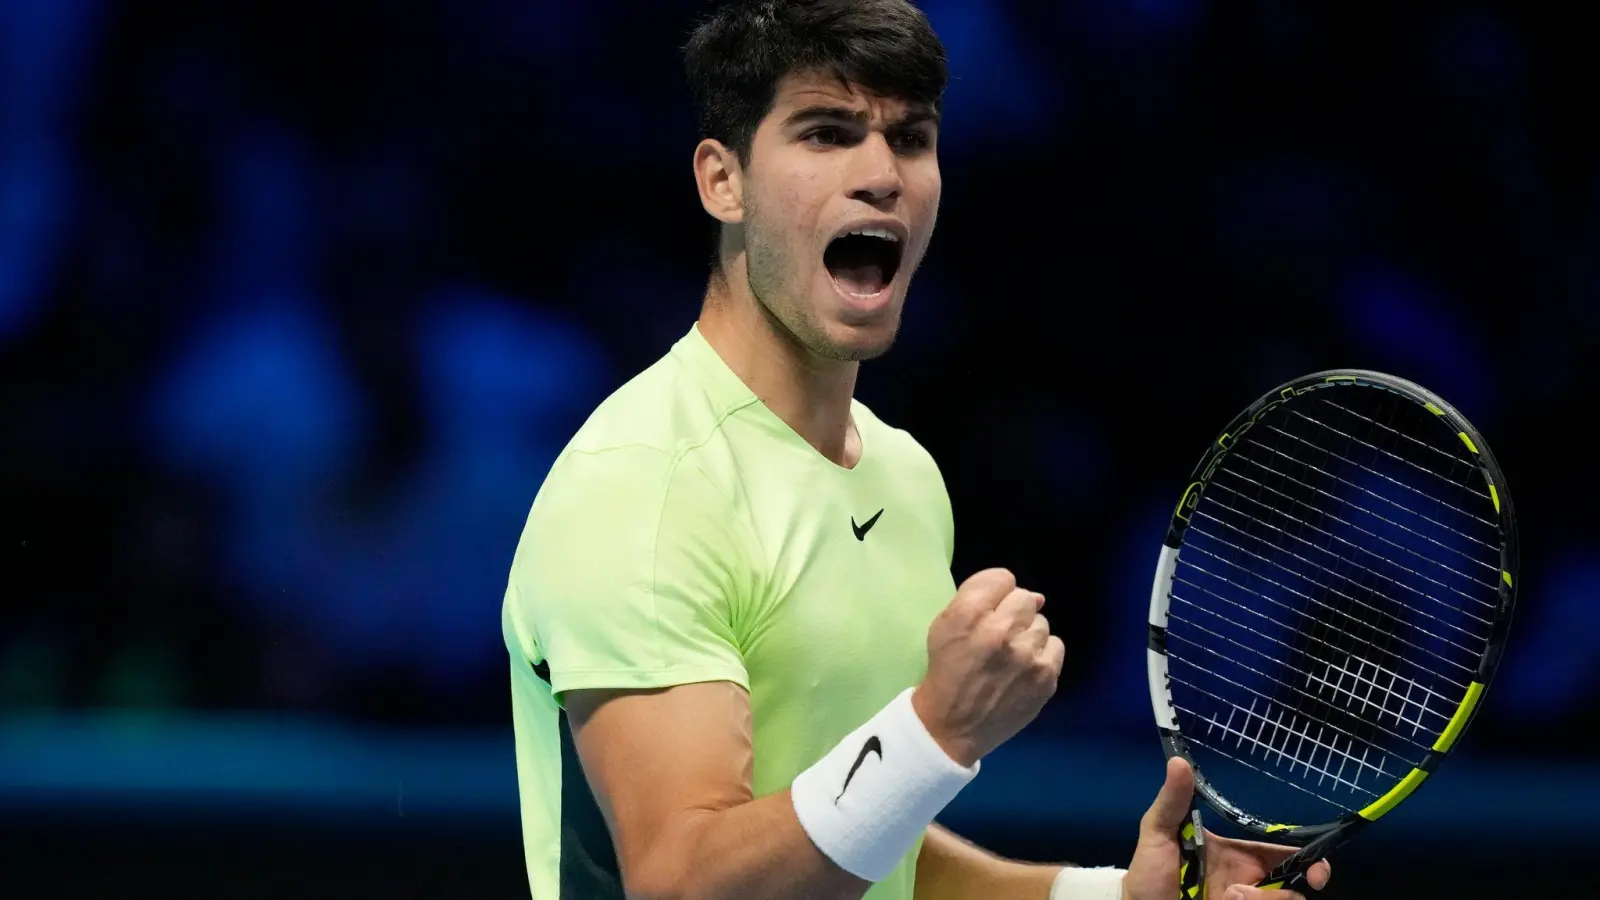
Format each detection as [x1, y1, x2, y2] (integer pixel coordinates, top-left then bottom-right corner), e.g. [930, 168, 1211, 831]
[835, 735, 883, 803]
[851, 509, 884, 541]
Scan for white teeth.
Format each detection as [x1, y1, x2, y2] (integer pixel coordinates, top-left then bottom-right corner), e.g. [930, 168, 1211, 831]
[847, 227, 900, 242]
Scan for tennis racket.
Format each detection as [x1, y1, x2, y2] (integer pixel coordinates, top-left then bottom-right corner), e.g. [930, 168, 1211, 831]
[1144, 370, 1519, 896]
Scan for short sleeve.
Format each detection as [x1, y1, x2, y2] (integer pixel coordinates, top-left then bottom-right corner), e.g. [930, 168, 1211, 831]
[504, 445, 752, 699]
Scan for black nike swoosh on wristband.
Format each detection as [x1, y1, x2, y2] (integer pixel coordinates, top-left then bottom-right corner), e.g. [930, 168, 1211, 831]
[835, 735, 883, 804]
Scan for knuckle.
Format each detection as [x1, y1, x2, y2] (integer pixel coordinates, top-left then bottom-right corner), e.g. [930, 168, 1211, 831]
[977, 618, 1011, 649]
[944, 596, 981, 626]
[967, 567, 1016, 596]
[1007, 637, 1033, 662]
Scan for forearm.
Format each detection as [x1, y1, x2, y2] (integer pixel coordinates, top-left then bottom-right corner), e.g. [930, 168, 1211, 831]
[636, 787, 867, 900]
[915, 824, 1061, 900]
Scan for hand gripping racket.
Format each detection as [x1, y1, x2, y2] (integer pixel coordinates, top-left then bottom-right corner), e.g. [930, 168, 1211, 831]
[1145, 370, 1519, 896]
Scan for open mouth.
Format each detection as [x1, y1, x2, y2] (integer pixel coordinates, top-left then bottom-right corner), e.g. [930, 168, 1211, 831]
[824, 228, 904, 296]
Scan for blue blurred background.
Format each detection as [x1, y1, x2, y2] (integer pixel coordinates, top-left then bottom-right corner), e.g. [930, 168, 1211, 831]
[1, 1, 1594, 895]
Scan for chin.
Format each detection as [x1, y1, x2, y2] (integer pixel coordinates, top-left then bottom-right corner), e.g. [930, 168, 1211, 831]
[804, 274, 904, 361]
[813, 313, 901, 362]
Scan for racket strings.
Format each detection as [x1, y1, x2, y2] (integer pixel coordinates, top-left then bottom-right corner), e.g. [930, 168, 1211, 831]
[1169, 583, 1465, 721]
[1177, 691, 1386, 798]
[1164, 566, 1472, 701]
[1222, 449, 1500, 584]
[1167, 387, 1504, 822]
[1208, 464, 1498, 617]
[1171, 565, 1472, 687]
[1164, 624, 1434, 753]
[1183, 738, 1361, 814]
[1312, 398, 1491, 500]
[1254, 427, 1501, 577]
[1265, 418, 1494, 528]
[1181, 729, 1363, 817]
[1186, 504, 1490, 651]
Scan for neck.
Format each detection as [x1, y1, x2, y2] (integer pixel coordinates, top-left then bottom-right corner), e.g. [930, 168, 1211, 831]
[696, 262, 861, 467]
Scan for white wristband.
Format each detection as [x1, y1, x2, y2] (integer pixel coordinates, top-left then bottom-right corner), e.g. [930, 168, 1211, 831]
[791, 688, 979, 882]
[1050, 865, 1127, 900]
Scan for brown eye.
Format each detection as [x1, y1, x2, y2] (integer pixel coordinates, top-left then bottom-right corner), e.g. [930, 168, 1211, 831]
[804, 127, 845, 146]
[891, 130, 931, 152]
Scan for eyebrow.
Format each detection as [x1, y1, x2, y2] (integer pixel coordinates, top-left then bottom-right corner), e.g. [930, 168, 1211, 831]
[782, 104, 940, 129]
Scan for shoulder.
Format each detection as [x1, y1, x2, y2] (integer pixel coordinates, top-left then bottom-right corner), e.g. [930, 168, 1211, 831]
[538, 337, 757, 495]
[504, 351, 762, 664]
[516, 334, 776, 574]
[562, 344, 750, 461]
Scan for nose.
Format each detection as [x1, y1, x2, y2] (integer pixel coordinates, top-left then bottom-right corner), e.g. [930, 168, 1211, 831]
[847, 134, 903, 208]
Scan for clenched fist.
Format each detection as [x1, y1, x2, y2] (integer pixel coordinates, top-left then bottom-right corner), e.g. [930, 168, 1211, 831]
[912, 568, 1065, 767]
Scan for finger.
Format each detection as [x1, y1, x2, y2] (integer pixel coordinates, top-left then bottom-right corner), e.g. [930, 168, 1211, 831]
[1206, 838, 1330, 890]
[1305, 859, 1331, 891]
[963, 568, 1017, 607]
[946, 568, 1015, 621]
[1208, 836, 1301, 865]
[1014, 613, 1050, 653]
[1039, 634, 1065, 674]
[1139, 755, 1197, 835]
[990, 587, 1042, 632]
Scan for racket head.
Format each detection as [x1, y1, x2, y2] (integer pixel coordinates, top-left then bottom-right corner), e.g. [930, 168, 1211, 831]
[1146, 370, 1518, 850]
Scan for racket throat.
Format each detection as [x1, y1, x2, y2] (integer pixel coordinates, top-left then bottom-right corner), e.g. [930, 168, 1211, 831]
[1258, 825, 1352, 891]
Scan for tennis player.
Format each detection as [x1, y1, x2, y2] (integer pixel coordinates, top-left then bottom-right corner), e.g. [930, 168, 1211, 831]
[501, 2, 1334, 898]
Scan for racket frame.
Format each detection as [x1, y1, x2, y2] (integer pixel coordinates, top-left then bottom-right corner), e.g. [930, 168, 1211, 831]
[1145, 369, 1519, 883]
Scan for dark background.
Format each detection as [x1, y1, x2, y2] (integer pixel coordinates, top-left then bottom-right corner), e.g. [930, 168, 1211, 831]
[2, 1, 1594, 896]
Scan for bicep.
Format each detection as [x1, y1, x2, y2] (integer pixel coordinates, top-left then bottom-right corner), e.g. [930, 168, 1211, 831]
[566, 680, 756, 881]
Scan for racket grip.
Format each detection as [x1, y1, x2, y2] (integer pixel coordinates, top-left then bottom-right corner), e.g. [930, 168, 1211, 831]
[1256, 845, 1320, 892]
[1178, 808, 1206, 899]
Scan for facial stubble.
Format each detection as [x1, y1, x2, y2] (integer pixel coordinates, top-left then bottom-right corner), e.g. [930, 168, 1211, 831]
[741, 191, 900, 363]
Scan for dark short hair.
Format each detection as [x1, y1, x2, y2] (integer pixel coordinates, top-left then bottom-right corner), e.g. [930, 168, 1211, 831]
[683, 0, 949, 165]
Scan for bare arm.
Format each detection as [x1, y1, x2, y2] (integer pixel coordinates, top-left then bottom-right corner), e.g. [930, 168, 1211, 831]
[566, 680, 868, 900]
[914, 824, 1063, 900]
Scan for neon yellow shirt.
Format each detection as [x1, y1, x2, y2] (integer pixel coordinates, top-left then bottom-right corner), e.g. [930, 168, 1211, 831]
[502, 324, 958, 899]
